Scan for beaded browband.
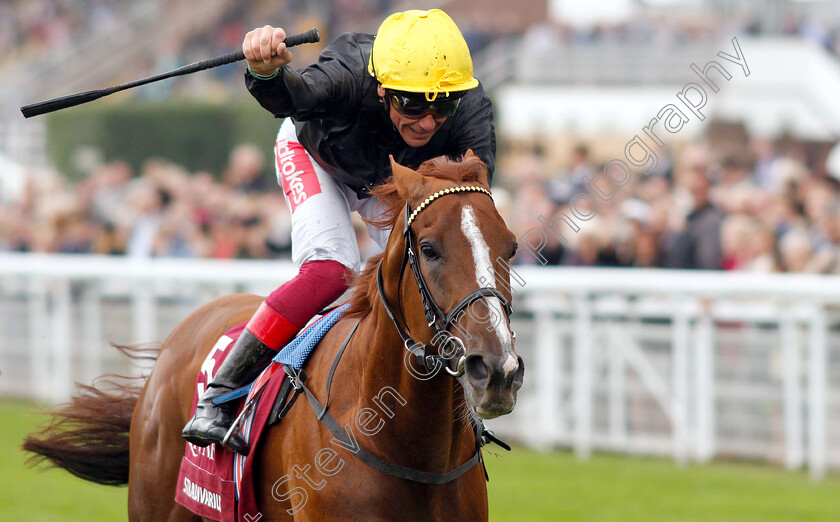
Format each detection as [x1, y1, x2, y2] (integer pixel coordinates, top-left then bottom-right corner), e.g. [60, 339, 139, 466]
[406, 186, 493, 228]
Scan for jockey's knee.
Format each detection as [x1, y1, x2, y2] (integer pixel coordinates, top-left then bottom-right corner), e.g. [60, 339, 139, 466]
[264, 259, 352, 326]
[299, 259, 353, 294]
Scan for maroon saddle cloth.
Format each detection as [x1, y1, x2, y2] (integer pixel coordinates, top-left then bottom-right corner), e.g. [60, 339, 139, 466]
[174, 322, 287, 522]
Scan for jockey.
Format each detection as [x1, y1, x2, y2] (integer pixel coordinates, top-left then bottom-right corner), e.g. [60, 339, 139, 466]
[182, 9, 496, 454]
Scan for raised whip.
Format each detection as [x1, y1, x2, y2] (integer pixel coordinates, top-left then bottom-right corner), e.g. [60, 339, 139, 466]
[20, 27, 320, 118]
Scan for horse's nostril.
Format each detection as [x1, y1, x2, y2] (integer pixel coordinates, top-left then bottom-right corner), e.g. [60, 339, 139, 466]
[465, 354, 490, 384]
[511, 356, 525, 390]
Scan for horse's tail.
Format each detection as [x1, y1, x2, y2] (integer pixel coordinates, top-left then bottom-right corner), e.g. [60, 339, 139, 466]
[22, 344, 156, 486]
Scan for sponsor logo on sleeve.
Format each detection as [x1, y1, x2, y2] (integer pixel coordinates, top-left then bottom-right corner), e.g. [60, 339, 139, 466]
[275, 139, 322, 212]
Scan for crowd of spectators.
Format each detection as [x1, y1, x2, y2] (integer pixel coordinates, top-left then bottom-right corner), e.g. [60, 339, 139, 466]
[4, 1, 840, 274]
[500, 135, 840, 274]
[3, 128, 840, 276]
[0, 0, 125, 62]
[0, 144, 303, 260]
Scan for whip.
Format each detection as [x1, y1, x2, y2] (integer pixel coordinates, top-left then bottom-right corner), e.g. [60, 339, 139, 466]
[20, 27, 320, 118]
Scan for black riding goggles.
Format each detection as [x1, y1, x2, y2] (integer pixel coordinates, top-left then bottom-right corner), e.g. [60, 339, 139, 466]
[387, 91, 461, 119]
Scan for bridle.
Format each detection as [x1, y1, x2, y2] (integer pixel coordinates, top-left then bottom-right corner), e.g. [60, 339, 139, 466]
[268, 184, 513, 486]
[376, 185, 513, 377]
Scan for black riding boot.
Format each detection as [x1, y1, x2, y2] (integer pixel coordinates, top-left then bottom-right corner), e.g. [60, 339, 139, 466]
[182, 330, 275, 455]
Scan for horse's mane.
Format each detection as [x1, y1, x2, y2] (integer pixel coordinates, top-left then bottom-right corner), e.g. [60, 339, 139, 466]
[344, 154, 487, 319]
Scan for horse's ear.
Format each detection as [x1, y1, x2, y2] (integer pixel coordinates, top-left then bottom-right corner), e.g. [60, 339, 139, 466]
[390, 156, 425, 203]
[464, 149, 490, 189]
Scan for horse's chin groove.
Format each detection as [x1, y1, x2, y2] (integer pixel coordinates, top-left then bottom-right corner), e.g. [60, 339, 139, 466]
[474, 401, 514, 420]
[474, 408, 502, 420]
[461, 382, 517, 420]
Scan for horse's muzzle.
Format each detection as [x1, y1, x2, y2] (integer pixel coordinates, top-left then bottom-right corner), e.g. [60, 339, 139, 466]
[463, 352, 525, 419]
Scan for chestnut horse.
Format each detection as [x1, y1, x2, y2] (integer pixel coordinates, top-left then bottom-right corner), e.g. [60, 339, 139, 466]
[24, 153, 524, 521]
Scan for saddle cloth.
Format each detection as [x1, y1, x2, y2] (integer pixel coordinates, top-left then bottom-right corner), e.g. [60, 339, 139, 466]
[174, 304, 349, 522]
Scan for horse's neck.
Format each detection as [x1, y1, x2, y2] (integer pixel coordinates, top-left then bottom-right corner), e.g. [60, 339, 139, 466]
[349, 266, 474, 471]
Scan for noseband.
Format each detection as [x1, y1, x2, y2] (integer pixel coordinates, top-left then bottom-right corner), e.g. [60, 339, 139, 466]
[377, 185, 513, 377]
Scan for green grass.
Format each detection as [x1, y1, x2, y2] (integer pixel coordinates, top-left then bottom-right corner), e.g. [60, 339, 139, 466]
[484, 448, 840, 521]
[0, 401, 127, 522]
[3, 400, 840, 521]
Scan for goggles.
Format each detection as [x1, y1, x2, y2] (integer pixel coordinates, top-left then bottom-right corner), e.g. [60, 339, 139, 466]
[387, 91, 461, 119]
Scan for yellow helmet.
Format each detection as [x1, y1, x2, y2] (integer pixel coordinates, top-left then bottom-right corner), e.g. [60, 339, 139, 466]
[368, 9, 479, 101]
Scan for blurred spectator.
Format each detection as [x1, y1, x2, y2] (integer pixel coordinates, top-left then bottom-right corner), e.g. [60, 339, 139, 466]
[632, 227, 660, 268]
[94, 222, 124, 255]
[154, 199, 202, 257]
[87, 161, 133, 228]
[125, 181, 166, 259]
[54, 210, 95, 254]
[721, 215, 771, 271]
[0, 206, 33, 252]
[666, 150, 724, 269]
[562, 219, 612, 266]
[779, 227, 816, 272]
[224, 144, 269, 193]
[569, 144, 596, 193]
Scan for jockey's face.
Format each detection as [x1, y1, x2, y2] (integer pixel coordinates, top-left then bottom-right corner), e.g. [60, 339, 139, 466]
[378, 85, 447, 147]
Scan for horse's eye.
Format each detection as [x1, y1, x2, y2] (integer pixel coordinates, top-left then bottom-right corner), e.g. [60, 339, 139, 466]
[508, 242, 518, 260]
[420, 243, 439, 261]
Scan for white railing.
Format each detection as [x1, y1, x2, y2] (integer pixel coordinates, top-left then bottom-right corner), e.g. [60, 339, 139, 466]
[1, 253, 839, 478]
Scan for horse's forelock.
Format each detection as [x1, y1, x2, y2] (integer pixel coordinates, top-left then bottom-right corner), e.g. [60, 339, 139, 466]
[417, 154, 487, 185]
[363, 154, 487, 232]
[347, 154, 493, 319]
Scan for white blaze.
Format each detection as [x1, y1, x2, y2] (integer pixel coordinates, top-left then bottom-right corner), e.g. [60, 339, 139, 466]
[460, 205, 512, 352]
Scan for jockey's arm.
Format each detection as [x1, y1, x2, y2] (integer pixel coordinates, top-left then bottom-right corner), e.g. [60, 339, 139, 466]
[244, 32, 365, 121]
[242, 25, 292, 77]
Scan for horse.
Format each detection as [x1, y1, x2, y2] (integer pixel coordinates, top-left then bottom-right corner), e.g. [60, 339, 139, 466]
[24, 152, 525, 521]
